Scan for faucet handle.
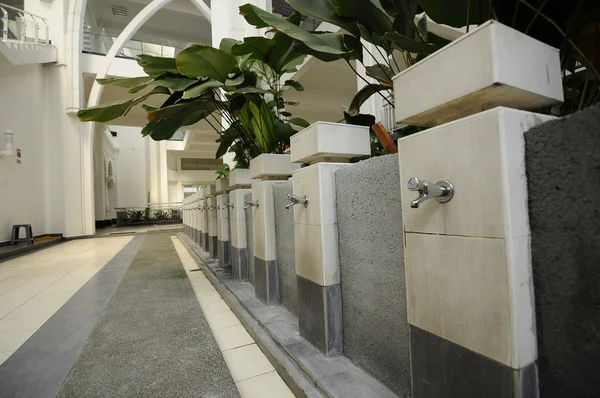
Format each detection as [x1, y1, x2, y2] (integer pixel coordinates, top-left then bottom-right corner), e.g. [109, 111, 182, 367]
[244, 200, 259, 210]
[407, 177, 425, 192]
[407, 177, 454, 208]
[286, 193, 309, 209]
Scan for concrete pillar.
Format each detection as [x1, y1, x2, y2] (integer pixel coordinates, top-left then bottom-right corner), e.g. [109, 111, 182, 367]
[290, 122, 370, 357]
[250, 154, 300, 305]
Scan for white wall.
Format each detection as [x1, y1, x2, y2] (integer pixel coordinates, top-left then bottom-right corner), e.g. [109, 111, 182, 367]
[111, 125, 149, 209]
[0, 59, 48, 242]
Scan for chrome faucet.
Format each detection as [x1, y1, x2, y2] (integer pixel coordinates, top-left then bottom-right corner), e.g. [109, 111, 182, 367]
[407, 177, 454, 208]
[286, 193, 309, 209]
[221, 203, 234, 210]
[207, 205, 217, 212]
[244, 200, 259, 210]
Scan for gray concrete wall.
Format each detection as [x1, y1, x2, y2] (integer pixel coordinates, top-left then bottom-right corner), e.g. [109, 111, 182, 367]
[244, 192, 255, 285]
[273, 182, 298, 316]
[335, 155, 411, 397]
[525, 104, 600, 398]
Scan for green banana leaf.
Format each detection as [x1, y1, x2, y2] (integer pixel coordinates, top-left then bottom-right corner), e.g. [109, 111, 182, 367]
[240, 4, 350, 56]
[77, 86, 170, 123]
[176, 45, 238, 82]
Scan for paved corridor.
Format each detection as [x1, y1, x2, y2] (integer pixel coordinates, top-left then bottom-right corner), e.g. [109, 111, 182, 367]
[0, 233, 294, 397]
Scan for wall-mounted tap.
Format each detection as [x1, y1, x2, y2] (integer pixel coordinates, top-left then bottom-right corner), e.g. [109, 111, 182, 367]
[244, 200, 259, 210]
[207, 205, 217, 212]
[407, 177, 454, 208]
[221, 203, 234, 210]
[286, 193, 309, 209]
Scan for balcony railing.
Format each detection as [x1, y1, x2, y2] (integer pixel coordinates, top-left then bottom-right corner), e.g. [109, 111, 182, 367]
[83, 32, 185, 59]
[0, 2, 50, 44]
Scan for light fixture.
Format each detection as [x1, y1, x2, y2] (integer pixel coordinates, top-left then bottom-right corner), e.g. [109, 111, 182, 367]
[1, 129, 14, 157]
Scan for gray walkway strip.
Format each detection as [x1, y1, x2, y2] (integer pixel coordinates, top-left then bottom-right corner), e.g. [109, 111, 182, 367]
[0, 234, 145, 398]
[56, 234, 239, 398]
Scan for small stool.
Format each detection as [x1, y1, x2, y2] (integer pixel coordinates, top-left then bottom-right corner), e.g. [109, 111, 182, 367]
[10, 224, 34, 245]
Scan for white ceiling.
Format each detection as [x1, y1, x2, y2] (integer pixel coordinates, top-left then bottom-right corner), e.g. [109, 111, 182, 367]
[87, 0, 212, 46]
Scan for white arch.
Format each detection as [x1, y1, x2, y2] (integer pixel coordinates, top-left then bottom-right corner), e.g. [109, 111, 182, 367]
[66, 0, 211, 111]
[65, 0, 212, 236]
[87, 0, 174, 108]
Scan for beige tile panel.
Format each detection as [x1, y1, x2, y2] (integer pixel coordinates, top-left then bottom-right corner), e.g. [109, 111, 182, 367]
[294, 223, 340, 286]
[399, 108, 504, 238]
[293, 163, 347, 226]
[405, 233, 512, 366]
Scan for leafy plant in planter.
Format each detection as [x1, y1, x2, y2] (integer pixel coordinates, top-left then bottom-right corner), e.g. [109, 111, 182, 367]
[241, 0, 600, 117]
[77, 13, 310, 168]
[239, 1, 449, 120]
[214, 163, 231, 181]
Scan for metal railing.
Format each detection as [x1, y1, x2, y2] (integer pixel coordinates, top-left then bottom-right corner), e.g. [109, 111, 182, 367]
[382, 95, 396, 134]
[0, 2, 50, 44]
[83, 32, 185, 59]
[115, 203, 183, 226]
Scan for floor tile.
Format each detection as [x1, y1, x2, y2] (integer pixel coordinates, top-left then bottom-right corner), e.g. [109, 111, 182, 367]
[0, 296, 31, 318]
[194, 288, 222, 303]
[205, 310, 242, 331]
[0, 273, 68, 300]
[222, 344, 275, 382]
[0, 276, 34, 296]
[0, 350, 14, 366]
[0, 330, 35, 352]
[214, 324, 254, 352]
[236, 371, 295, 398]
[16, 293, 72, 315]
[200, 298, 231, 315]
[0, 308, 52, 333]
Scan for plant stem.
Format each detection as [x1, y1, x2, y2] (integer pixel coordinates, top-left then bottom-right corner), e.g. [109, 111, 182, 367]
[362, 43, 395, 83]
[466, 0, 472, 33]
[524, 0, 548, 34]
[512, 0, 520, 28]
[348, 59, 395, 108]
[518, 0, 600, 83]
[487, 0, 498, 20]
[578, 73, 590, 111]
[398, 0, 429, 55]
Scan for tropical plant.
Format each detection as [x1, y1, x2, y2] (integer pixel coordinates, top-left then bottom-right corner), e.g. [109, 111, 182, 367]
[214, 163, 231, 181]
[240, 0, 448, 120]
[241, 0, 600, 117]
[77, 13, 310, 168]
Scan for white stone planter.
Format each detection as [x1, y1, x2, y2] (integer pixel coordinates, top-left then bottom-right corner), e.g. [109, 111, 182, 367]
[203, 184, 216, 197]
[229, 168, 256, 188]
[250, 154, 300, 180]
[215, 178, 230, 193]
[290, 122, 371, 164]
[393, 20, 563, 127]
